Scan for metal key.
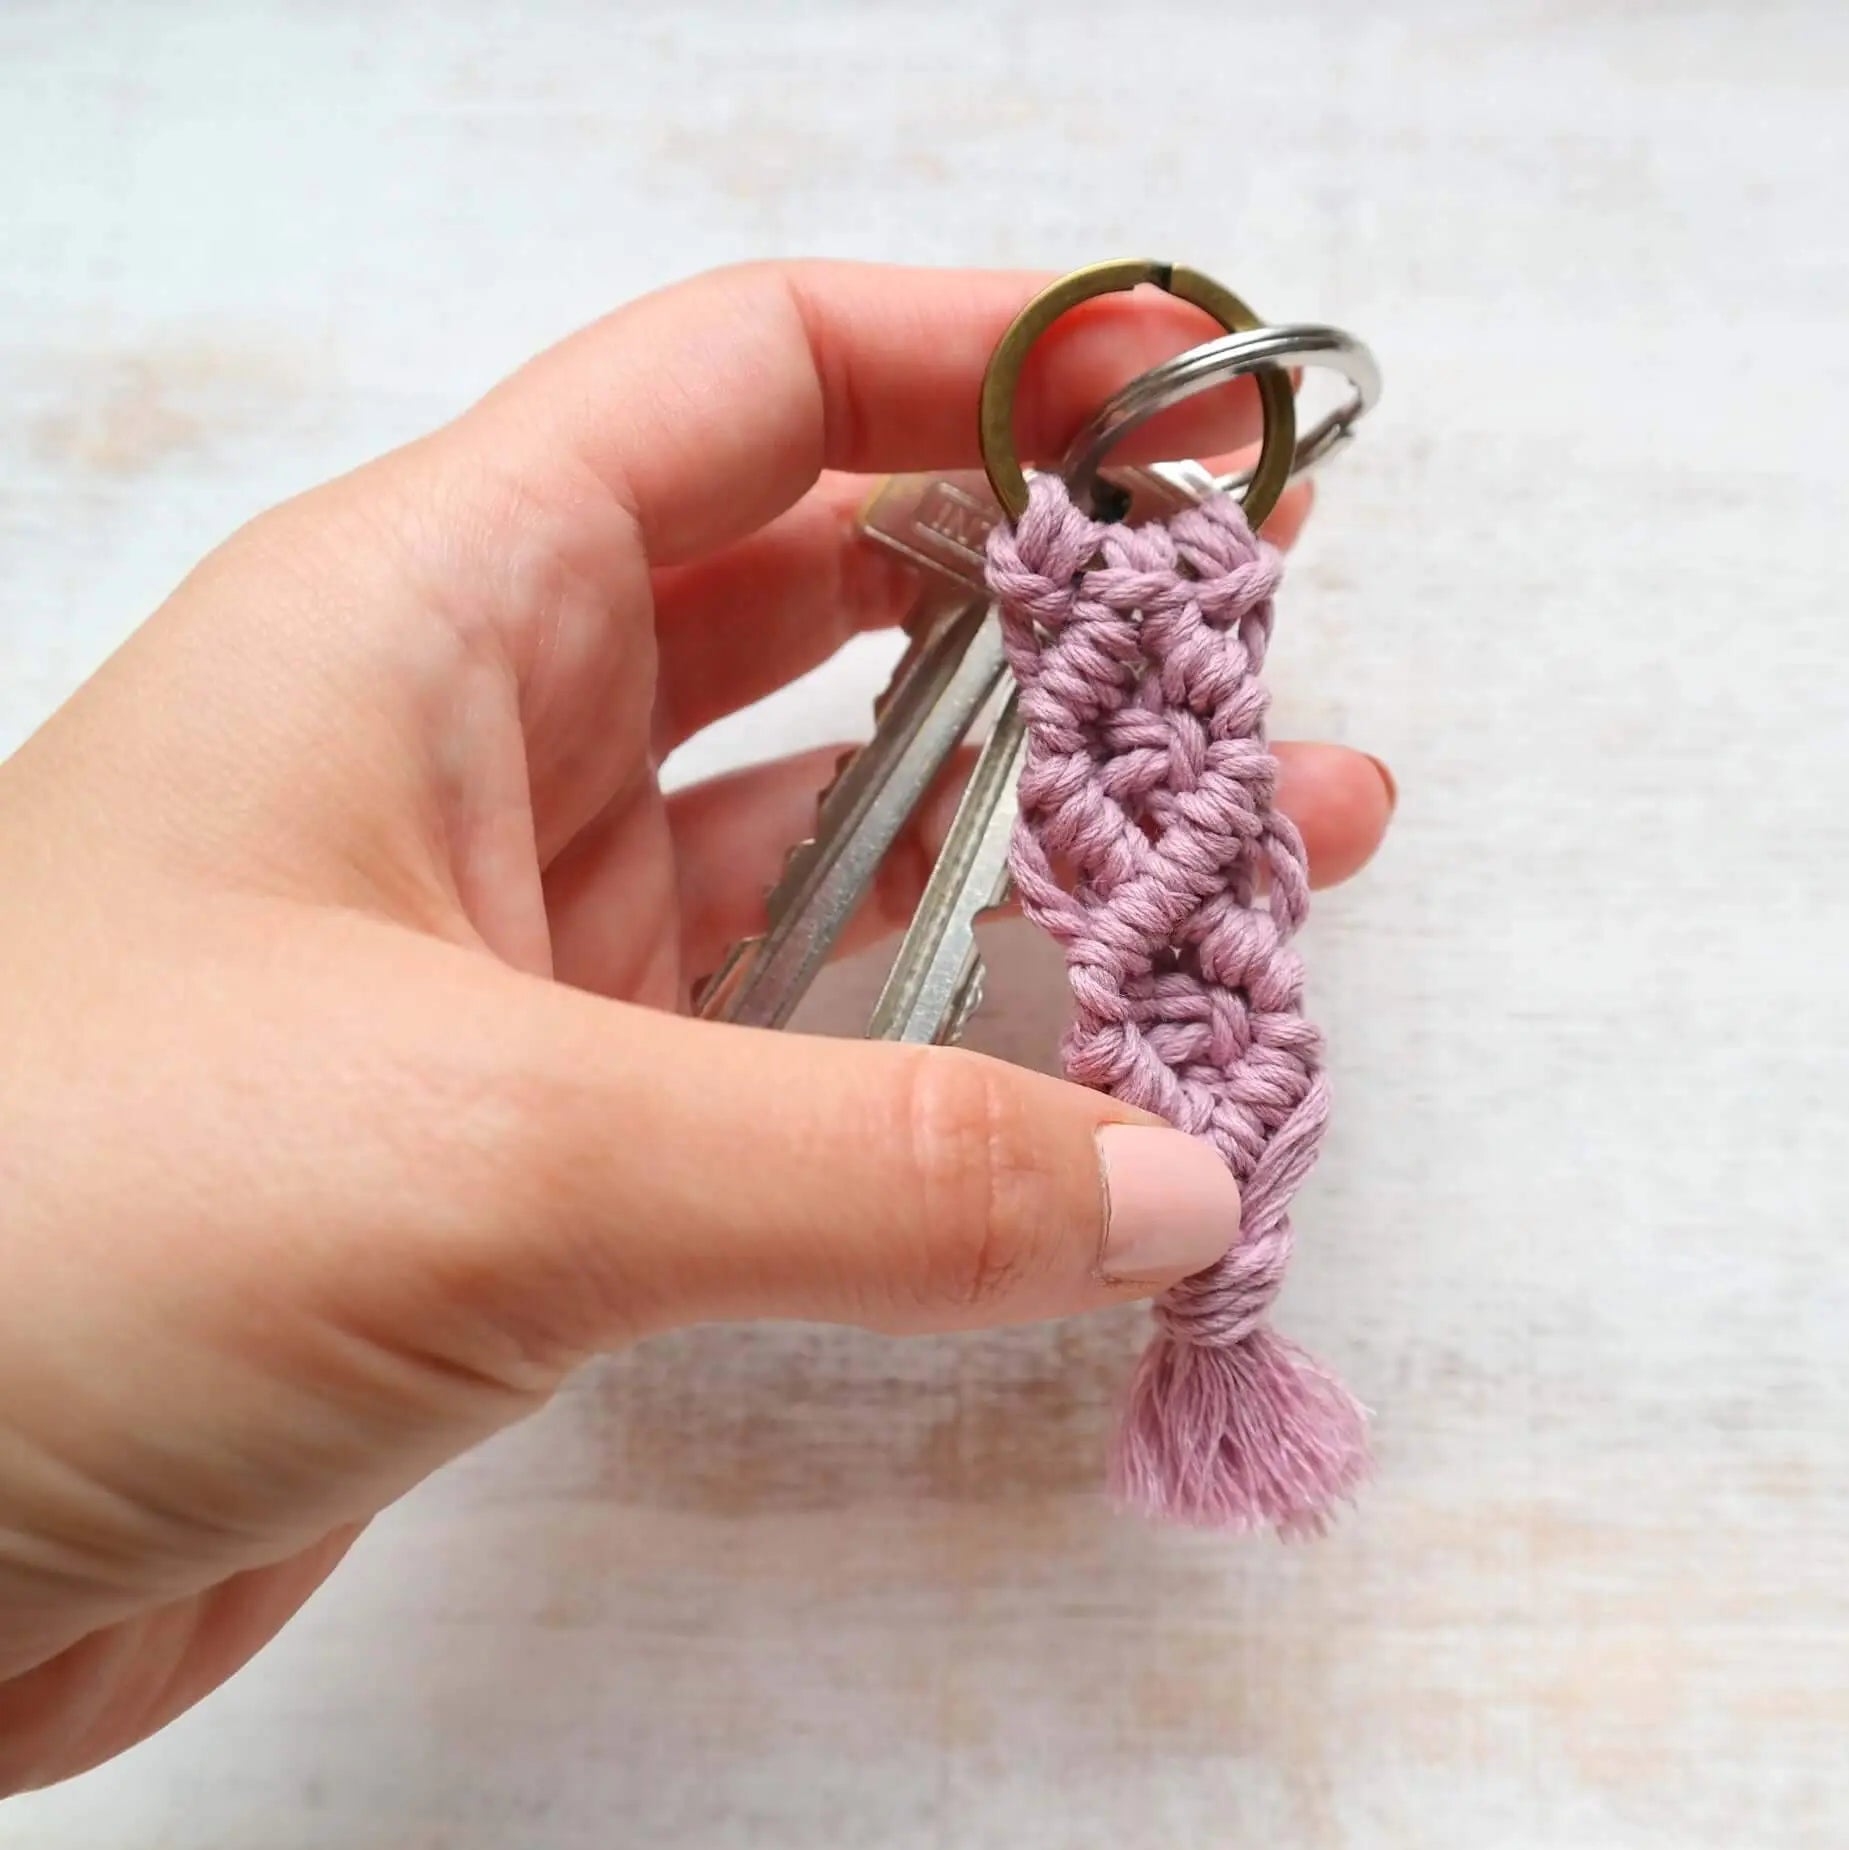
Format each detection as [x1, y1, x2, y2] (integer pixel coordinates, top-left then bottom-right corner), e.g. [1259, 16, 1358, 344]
[694, 587, 1006, 1028]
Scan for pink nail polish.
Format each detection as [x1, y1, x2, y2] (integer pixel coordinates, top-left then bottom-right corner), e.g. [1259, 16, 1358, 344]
[1095, 1126, 1240, 1284]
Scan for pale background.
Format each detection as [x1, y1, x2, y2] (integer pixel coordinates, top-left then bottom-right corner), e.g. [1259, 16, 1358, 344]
[2, 2, 1844, 1846]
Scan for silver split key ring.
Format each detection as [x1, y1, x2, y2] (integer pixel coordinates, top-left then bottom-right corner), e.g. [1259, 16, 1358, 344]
[1062, 321, 1383, 517]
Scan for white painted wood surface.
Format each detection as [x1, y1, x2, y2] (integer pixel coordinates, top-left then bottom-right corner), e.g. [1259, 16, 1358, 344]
[3, 3, 1845, 1843]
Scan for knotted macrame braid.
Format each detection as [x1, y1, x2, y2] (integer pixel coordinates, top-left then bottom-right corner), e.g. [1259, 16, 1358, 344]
[985, 473, 1367, 1535]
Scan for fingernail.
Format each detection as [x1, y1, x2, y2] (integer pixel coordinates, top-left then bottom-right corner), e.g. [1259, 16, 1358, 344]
[1095, 1126, 1241, 1285]
[1366, 754, 1398, 813]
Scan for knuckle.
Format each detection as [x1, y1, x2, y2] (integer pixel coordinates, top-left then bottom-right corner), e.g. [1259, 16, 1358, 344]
[768, 263, 869, 473]
[894, 1048, 1052, 1316]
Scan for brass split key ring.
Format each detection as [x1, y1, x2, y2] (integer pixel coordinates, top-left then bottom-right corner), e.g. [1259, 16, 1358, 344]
[976, 258, 1298, 530]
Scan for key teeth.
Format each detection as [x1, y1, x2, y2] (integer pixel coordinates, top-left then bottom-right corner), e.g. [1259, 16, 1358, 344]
[762, 816, 833, 919]
[696, 734, 868, 1014]
[873, 622, 937, 724]
[871, 649, 919, 723]
[941, 898, 1016, 1046]
[812, 744, 864, 813]
[697, 817, 828, 1012]
[826, 616, 925, 801]
[749, 615, 925, 923]
[697, 672, 910, 1018]
[778, 834, 821, 890]
[703, 588, 1000, 1036]
[691, 933, 759, 1016]
[941, 964, 985, 1047]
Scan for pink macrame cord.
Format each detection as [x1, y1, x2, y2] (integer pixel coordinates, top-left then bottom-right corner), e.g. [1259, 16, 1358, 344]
[983, 474, 1368, 1535]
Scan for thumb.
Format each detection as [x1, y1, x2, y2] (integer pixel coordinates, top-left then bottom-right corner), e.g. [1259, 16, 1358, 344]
[478, 975, 1241, 1348]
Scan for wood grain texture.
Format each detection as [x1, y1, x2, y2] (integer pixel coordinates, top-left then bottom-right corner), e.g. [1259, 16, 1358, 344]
[2, 1, 1845, 1843]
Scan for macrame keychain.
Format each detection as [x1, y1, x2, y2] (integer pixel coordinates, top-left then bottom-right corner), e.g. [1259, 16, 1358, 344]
[975, 263, 1380, 1535]
[699, 258, 1381, 1534]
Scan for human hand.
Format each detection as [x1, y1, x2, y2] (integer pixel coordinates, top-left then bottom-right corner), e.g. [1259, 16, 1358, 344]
[0, 261, 1394, 1788]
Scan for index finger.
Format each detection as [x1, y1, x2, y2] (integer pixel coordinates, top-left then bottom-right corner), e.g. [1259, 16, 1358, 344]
[457, 259, 1277, 566]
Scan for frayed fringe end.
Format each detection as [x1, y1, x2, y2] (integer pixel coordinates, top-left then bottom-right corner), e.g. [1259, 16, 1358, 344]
[1111, 1327, 1370, 1537]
